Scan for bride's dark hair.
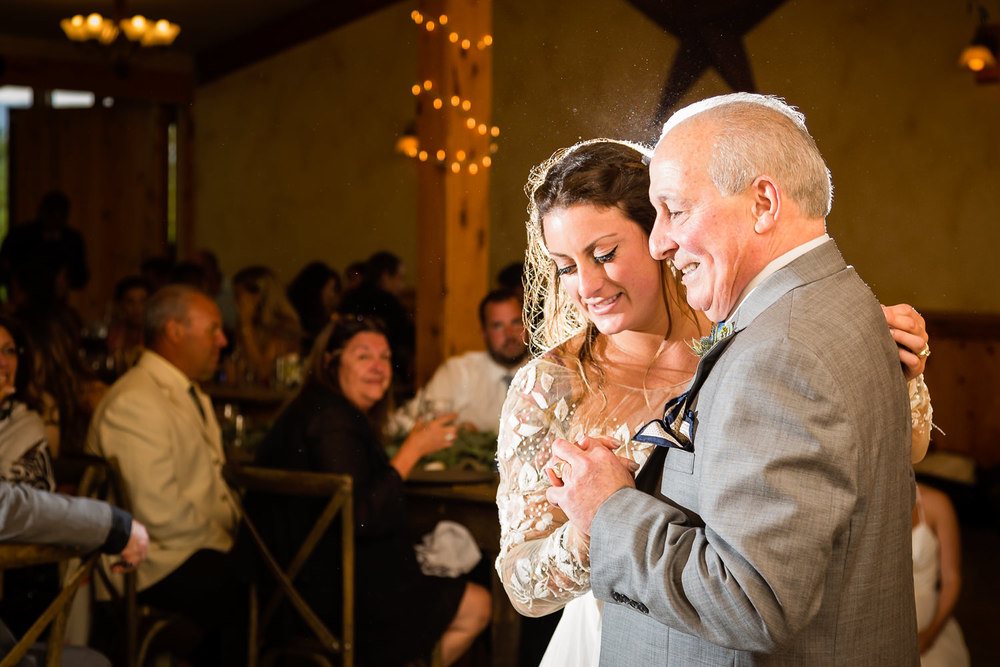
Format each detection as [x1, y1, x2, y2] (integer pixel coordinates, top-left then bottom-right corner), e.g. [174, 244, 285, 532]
[523, 139, 698, 390]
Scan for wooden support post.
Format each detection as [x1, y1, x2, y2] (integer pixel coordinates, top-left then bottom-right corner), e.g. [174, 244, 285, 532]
[414, 0, 493, 386]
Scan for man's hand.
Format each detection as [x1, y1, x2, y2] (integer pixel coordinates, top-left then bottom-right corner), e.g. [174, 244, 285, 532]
[882, 303, 929, 382]
[112, 519, 149, 573]
[545, 436, 636, 536]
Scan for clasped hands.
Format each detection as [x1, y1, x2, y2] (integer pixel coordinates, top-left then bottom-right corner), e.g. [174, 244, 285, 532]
[544, 435, 639, 536]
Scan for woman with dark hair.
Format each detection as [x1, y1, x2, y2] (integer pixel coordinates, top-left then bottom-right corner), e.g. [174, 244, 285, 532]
[250, 314, 491, 666]
[17, 305, 107, 458]
[0, 315, 59, 636]
[286, 261, 341, 354]
[494, 139, 934, 665]
[106, 275, 152, 376]
[0, 315, 55, 490]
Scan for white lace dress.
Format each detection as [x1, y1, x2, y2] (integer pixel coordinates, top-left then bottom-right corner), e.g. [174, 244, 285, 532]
[495, 342, 689, 666]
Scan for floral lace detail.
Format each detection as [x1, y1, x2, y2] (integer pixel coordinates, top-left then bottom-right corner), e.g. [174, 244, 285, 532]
[495, 349, 687, 616]
[909, 374, 933, 461]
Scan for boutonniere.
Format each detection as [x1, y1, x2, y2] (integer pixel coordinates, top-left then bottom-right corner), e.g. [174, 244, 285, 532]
[689, 321, 733, 358]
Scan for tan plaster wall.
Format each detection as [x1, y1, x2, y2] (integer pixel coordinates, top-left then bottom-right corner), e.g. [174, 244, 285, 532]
[195, 0, 1000, 312]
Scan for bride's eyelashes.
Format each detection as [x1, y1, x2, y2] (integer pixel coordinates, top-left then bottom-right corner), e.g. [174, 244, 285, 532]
[595, 246, 618, 264]
[555, 245, 619, 277]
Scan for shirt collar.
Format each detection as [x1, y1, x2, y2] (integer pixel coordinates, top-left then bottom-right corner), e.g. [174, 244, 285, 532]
[725, 233, 830, 324]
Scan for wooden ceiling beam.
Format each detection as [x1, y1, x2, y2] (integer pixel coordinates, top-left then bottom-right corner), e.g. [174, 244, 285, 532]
[195, 0, 399, 84]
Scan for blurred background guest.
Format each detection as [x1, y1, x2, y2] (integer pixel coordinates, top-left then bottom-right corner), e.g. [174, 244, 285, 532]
[391, 288, 527, 436]
[287, 260, 341, 355]
[0, 190, 89, 309]
[339, 251, 415, 397]
[496, 261, 525, 300]
[342, 261, 366, 293]
[0, 316, 55, 490]
[0, 315, 58, 637]
[250, 314, 490, 666]
[231, 265, 302, 386]
[189, 249, 238, 334]
[140, 256, 174, 295]
[106, 275, 152, 377]
[17, 305, 108, 459]
[914, 480, 970, 665]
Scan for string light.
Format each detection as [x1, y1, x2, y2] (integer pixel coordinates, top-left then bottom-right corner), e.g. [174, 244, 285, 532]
[411, 11, 492, 53]
[404, 11, 498, 174]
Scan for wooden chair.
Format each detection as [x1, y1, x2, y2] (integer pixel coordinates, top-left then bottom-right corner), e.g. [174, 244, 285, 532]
[0, 546, 98, 667]
[89, 456, 192, 667]
[0, 456, 110, 667]
[222, 463, 354, 667]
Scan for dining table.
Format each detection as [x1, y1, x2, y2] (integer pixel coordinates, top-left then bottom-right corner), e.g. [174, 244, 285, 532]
[405, 471, 521, 667]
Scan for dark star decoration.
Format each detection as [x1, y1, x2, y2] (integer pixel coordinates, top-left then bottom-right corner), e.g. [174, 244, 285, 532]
[625, 0, 789, 124]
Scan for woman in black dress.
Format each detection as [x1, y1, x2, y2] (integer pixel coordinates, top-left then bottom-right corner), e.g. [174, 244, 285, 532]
[252, 314, 491, 666]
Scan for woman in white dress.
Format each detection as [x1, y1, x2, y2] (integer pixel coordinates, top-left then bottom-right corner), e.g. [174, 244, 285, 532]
[494, 139, 934, 666]
[913, 479, 970, 666]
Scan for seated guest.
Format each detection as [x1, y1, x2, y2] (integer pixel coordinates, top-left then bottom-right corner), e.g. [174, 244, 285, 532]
[251, 315, 491, 666]
[391, 288, 528, 435]
[0, 481, 149, 667]
[86, 285, 242, 665]
[17, 304, 108, 458]
[232, 265, 302, 385]
[106, 276, 152, 378]
[287, 261, 342, 355]
[0, 316, 61, 635]
[0, 316, 55, 490]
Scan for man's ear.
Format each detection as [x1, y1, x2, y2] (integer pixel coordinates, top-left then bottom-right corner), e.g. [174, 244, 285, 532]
[164, 319, 183, 344]
[751, 175, 781, 234]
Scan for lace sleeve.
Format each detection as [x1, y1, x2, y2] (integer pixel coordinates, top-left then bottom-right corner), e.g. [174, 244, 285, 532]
[495, 360, 593, 617]
[909, 374, 933, 464]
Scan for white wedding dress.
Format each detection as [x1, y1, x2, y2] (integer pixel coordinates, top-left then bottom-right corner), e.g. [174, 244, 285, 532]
[913, 496, 970, 667]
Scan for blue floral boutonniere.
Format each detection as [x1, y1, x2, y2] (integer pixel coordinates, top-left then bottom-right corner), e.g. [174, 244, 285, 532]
[689, 321, 733, 358]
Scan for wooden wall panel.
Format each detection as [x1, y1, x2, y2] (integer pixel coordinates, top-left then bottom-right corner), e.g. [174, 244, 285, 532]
[9, 103, 170, 324]
[923, 312, 1000, 470]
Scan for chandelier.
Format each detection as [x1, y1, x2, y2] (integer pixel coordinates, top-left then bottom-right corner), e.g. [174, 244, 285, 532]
[60, 1, 180, 48]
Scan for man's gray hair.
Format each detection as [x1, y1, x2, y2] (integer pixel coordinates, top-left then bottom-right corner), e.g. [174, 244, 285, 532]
[660, 92, 833, 218]
[143, 284, 198, 346]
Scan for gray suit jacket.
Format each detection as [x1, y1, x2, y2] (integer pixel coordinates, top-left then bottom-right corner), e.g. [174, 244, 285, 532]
[592, 240, 917, 665]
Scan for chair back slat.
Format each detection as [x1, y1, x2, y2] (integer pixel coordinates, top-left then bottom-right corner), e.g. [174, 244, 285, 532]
[223, 463, 354, 667]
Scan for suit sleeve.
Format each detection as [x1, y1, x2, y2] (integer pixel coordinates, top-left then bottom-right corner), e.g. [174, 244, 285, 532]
[0, 481, 132, 553]
[591, 338, 857, 651]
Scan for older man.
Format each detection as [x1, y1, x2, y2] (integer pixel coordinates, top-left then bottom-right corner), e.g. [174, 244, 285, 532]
[391, 288, 528, 435]
[86, 284, 240, 661]
[547, 94, 918, 664]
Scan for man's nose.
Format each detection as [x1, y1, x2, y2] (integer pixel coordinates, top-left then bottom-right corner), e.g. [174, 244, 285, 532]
[648, 214, 677, 261]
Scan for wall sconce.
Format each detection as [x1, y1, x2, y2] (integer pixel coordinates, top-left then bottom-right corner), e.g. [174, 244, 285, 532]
[959, 17, 999, 83]
[395, 123, 419, 158]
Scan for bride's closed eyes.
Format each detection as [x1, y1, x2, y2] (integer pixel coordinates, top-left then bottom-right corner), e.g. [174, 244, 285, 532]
[555, 245, 619, 277]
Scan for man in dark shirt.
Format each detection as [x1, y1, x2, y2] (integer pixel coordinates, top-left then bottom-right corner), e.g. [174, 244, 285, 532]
[0, 190, 89, 308]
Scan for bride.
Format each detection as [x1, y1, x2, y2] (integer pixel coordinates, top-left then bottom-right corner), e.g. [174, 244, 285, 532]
[494, 138, 933, 665]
